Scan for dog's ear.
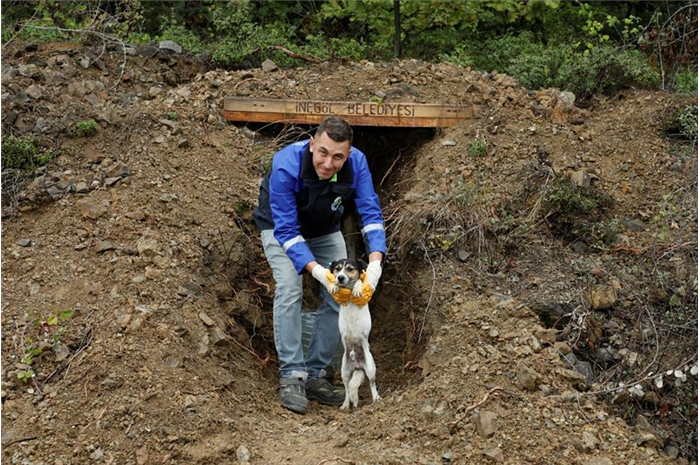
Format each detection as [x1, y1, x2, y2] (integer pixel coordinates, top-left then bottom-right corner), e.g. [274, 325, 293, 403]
[329, 259, 341, 270]
[357, 259, 367, 273]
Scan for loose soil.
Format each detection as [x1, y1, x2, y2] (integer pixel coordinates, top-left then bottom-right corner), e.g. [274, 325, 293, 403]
[1, 41, 696, 465]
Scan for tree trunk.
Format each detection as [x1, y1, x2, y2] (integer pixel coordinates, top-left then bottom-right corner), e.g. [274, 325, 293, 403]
[393, 0, 401, 58]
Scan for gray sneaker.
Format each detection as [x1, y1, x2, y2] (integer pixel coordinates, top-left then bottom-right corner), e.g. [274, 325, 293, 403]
[306, 377, 345, 406]
[279, 377, 308, 414]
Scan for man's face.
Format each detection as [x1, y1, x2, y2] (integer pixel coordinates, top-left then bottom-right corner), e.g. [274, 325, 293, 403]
[310, 131, 351, 180]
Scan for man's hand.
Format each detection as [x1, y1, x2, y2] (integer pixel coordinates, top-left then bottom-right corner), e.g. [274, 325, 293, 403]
[365, 260, 382, 291]
[311, 264, 335, 294]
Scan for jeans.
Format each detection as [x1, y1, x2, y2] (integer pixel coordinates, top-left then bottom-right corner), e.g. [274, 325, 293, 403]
[261, 229, 347, 379]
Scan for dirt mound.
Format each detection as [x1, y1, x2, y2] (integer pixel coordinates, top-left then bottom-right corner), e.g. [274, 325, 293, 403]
[2, 41, 694, 464]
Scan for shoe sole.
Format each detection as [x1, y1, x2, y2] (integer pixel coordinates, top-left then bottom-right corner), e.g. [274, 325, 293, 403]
[306, 391, 344, 406]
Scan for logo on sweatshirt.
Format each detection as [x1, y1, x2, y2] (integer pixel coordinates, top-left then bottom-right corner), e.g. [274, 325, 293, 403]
[331, 196, 342, 212]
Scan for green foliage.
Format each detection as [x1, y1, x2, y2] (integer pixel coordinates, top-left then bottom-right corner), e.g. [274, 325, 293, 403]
[74, 119, 98, 138]
[158, 16, 203, 53]
[665, 105, 698, 140]
[16, 308, 74, 383]
[166, 111, 179, 122]
[1, 134, 52, 170]
[543, 175, 617, 247]
[673, 70, 698, 94]
[468, 138, 488, 157]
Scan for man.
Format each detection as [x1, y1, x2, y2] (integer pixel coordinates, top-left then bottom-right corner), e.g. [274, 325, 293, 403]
[253, 116, 386, 414]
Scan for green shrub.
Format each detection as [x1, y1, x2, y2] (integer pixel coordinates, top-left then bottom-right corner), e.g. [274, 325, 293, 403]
[468, 138, 488, 157]
[665, 105, 698, 140]
[74, 120, 98, 138]
[543, 174, 617, 247]
[166, 111, 178, 122]
[157, 17, 203, 53]
[1, 134, 52, 170]
[673, 70, 698, 94]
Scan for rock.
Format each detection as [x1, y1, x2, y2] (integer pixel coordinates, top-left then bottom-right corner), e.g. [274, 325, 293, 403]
[457, 250, 469, 262]
[125, 210, 146, 221]
[482, 448, 504, 462]
[105, 177, 121, 187]
[581, 430, 600, 452]
[136, 232, 160, 257]
[105, 161, 130, 178]
[236, 444, 251, 462]
[554, 367, 588, 389]
[261, 59, 278, 72]
[663, 445, 679, 459]
[198, 312, 215, 327]
[571, 169, 592, 187]
[583, 459, 613, 465]
[210, 326, 229, 347]
[334, 435, 349, 448]
[442, 452, 453, 463]
[553, 341, 572, 355]
[159, 40, 183, 54]
[528, 301, 571, 329]
[588, 285, 617, 310]
[516, 362, 540, 391]
[177, 138, 190, 148]
[441, 140, 457, 147]
[594, 347, 620, 364]
[622, 216, 647, 232]
[76, 198, 108, 220]
[18, 239, 32, 247]
[136, 44, 159, 58]
[574, 361, 594, 382]
[95, 240, 117, 253]
[475, 410, 498, 438]
[25, 84, 44, 99]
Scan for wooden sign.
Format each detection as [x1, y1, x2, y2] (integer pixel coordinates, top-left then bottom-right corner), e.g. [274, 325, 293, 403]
[222, 97, 478, 128]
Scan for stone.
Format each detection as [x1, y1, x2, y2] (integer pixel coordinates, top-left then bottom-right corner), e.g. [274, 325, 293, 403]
[95, 240, 117, 253]
[198, 312, 215, 327]
[261, 59, 278, 72]
[622, 216, 647, 232]
[582, 459, 613, 465]
[159, 40, 183, 54]
[482, 448, 504, 462]
[516, 362, 540, 391]
[236, 444, 251, 462]
[475, 410, 498, 438]
[76, 198, 108, 220]
[18, 239, 31, 247]
[136, 232, 160, 257]
[588, 285, 617, 310]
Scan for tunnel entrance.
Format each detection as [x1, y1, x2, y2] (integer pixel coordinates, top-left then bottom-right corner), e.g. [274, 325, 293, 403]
[234, 122, 436, 395]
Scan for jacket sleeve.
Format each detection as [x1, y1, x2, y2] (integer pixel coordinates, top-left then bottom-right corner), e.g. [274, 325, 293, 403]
[352, 151, 387, 257]
[269, 146, 316, 274]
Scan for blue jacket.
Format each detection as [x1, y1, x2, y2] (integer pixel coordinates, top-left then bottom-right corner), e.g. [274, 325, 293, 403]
[253, 140, 386, 274]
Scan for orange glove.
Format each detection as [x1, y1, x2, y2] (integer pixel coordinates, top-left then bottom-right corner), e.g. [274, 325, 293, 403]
[328, 272, 373, 306]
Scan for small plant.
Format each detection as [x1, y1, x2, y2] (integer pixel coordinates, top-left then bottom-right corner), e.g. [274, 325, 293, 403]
[16, 309, 74, 384]
[2, 134, 39, 170]
[673, 70, 698, 94]
[468, 138, 488, 157]
[74, 119, 99, 138]
[166, 111, 179, 122]
[665, 105, 698, 140]
[543, 174, 617, 247]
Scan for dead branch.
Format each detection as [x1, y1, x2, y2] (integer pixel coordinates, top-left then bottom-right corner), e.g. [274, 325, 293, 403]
[449, 386, 506, 434]
[270, 45, 323, 64]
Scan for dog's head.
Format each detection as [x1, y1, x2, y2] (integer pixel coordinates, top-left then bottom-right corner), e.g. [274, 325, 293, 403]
[329, 258, 366, 289]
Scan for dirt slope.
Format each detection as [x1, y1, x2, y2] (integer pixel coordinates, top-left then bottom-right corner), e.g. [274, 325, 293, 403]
[1, 41, 695, 464]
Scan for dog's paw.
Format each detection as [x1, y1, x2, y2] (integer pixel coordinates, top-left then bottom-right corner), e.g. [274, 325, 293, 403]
[351, 280, 363, 297]
[339, 402, 350, 410]
[372, 395, 382, 404]
[328, 283, 339, 295]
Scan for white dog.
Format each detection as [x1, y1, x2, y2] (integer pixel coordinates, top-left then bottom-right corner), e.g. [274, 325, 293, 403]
[328, 258, 380, 409]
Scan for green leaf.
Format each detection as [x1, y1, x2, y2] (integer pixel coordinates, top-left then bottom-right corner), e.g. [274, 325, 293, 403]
[59, 309, 74, 321]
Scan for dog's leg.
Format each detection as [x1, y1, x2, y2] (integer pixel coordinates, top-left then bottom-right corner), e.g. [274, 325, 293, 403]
[348, 370, 364, 408]
[351, 279, 363, 297]
[363, 342, 381, 404]
[339, 345, 352, 410]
